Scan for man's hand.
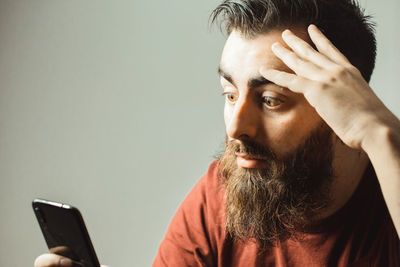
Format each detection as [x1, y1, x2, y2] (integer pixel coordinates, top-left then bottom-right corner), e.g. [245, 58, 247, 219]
[260, 24, 400, 237]
[259, 24, 399, 150]
[34, 253, 109, 267]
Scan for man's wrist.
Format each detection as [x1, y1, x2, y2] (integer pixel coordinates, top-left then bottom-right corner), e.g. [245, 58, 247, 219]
[361, 116, 400, 157]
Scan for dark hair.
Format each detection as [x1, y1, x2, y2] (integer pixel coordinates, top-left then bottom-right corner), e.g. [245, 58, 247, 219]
[210, 0, 376, 82]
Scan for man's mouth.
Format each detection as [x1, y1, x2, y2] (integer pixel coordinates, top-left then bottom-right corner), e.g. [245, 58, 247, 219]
[235, 152, 267, 168]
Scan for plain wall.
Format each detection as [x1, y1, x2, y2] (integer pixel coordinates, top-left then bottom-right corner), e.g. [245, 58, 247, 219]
[0, 0, 398, 266]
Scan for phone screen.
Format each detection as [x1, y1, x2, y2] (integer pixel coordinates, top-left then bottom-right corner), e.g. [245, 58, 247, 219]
[33, 199, 101, 267]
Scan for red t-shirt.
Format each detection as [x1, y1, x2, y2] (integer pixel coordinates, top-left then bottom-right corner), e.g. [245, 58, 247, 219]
[153, 161, 400, 266]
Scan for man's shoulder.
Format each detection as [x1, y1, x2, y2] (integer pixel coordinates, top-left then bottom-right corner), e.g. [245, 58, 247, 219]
[186, 160, 224, 205]
[199, 159, 222, 187]
[169, 159, 226, 245]
[153, 160, 225, 267]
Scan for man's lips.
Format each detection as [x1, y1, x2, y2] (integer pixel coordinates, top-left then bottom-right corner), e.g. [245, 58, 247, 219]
[235, 153, 267, 168]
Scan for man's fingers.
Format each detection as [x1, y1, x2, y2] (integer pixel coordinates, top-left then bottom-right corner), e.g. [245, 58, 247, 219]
[34, 254, 68, 267]
[259, 68, 314, 95]
[34, 253, 83, 267]
[308, 24, 351, 66]
[281, 29, 337, 70]
[271, 42, 324, 80]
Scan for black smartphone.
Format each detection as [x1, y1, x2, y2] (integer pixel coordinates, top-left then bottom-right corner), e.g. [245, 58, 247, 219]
[32, 198, 101, 267]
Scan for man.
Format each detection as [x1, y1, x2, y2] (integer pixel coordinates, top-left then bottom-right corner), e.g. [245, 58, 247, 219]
[35, 0, 400, 266]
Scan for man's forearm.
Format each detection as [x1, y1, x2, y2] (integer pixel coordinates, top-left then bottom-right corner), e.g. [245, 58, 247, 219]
[362, 117, 400, 237]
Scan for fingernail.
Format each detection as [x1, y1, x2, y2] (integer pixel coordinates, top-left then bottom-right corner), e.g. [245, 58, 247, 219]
[60, 258, 73, 267]
[272, 42, 282, 50]
[282, 29, 292, 36]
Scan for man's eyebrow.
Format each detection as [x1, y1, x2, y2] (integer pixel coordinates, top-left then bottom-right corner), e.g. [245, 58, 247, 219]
[248, 76, 272, 89]
[218, 65, 273, 90]
[218, 66, 237, 88]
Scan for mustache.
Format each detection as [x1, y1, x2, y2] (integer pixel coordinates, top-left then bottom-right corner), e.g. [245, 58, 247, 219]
[227, 139, 277, 160]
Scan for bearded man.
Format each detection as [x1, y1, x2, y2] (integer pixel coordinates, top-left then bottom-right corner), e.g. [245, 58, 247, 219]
[34, 0, 400, 266]
[152, 0, 400, 266]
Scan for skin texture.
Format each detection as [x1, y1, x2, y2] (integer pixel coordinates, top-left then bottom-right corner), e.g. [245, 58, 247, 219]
[220, 29, 322, 158]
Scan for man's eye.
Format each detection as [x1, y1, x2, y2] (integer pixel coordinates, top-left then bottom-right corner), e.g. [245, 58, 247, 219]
[263, 96, 283, 108]
[222, 93, 238, 103]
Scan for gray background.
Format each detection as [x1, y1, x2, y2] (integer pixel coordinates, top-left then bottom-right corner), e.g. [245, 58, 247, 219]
[0, 0, 398, 266]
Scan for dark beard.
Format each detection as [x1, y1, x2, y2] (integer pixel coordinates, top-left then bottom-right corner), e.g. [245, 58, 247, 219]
[218, 123, 334, 249]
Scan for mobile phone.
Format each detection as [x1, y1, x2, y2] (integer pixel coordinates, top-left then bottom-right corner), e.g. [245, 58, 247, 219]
[32, 198, 101, 267]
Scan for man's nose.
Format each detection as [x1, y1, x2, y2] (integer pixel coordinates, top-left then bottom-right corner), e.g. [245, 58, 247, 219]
[226, 97, 259, 141]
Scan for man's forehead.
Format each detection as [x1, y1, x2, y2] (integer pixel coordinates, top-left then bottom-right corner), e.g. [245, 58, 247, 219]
[219, 30, 290, 82]
[219, 29, 309, 85]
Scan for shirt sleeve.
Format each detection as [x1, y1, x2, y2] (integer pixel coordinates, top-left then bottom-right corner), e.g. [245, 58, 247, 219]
[153, 161, 223, 267]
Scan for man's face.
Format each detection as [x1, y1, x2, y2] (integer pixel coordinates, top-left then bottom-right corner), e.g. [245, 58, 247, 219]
[218, 29, 335, 248]
[220, 29, 322, 163]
